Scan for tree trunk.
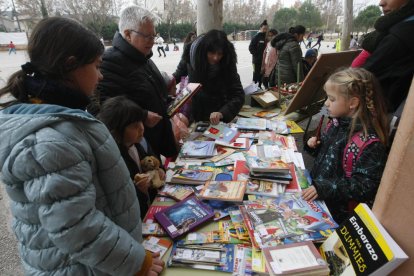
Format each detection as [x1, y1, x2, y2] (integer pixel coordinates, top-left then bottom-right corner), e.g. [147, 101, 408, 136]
[196, 0, 223, 35]
[341, 0, 353, 51]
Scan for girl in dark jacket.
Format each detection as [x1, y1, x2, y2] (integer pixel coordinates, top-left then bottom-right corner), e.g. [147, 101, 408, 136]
[97, 96, 165, 219]
[302, 68, 389, 224]
[173, 29, 245, 125]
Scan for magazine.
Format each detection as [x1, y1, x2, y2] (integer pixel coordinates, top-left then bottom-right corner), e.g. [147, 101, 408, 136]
[180, 140, 216, 159]
[154, 196, 215, 239]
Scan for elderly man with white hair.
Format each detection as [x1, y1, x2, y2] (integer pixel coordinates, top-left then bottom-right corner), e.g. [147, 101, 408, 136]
[97, 5, 178, 161]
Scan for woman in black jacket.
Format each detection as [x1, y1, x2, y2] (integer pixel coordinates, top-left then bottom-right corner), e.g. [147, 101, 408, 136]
[173, 30, 245, 124]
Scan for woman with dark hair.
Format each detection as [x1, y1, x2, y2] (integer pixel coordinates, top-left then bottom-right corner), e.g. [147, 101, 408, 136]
[97, 96, 164, 219]
[0, 17, 163, 275]
[173, 29, 245, 124]
[249, 20, 269, 88]
[271, 25, 306, 85]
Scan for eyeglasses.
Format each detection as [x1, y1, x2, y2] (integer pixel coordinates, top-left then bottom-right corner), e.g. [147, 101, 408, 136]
[129, 30, 156, 41]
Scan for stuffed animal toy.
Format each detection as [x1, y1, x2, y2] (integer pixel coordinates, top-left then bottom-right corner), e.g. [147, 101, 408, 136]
[135, 156, 165, 189]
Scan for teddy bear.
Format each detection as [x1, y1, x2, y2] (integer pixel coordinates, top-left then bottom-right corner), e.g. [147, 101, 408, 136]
[133, 156, 165, 189]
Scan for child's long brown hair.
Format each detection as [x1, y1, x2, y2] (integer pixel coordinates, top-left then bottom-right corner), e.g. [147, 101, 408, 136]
[326, 68, 389, 145]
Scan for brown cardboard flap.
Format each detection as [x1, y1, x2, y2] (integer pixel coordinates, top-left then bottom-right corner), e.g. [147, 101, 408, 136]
[373, 77, 414, 275]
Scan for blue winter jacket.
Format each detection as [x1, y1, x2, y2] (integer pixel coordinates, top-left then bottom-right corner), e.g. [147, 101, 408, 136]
[0, 103, 145, 275]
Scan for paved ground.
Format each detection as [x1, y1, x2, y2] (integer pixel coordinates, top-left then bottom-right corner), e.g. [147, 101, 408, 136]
[0, 39, 333, 274]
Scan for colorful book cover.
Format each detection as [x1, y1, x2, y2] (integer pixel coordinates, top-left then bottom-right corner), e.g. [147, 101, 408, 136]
[203, 200, 238, 221]
[142, 222, 166, 236]
[258, 131, 297, 151]
[180, 140, 216, 158]
[199, 180, 247, 202]
[262, 241, 330, 276]
[154, 196, 215, 239]
[213, 152, 246, 167]
[218, 220, 250, 244]
[252, 248, 269, 274]
[158, 184, 194, 201]
[320, 203, 408, 276]
[244, 144, 290, 173]
[247, 193, 338, 241]
[238, 206, 264, 249]
[215, 137, 252, 150]
[142, 236, 172, 258]
[170, 168, 214, 185]
[286, 120, 304, 134]
[236, 117, 267, 130]
[167, 83, 201, 117]
[229, 209, 251, 241]
[202, 123, 239, 144]
[233, 244, 254, 276]
[210, 146, 236, 163]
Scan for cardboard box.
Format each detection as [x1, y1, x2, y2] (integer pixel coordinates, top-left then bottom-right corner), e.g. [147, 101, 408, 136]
[251, 91, 279, 108]
[373, 78, 414, 275]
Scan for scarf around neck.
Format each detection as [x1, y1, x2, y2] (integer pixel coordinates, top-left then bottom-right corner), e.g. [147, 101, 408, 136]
[362, 0, 414, 52]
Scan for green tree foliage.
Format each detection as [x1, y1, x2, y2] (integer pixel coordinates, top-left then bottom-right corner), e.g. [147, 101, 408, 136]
[156, 23, 195, 42]
[273, 8, 298, 32]
[297, 0, 322, 31]
[354, 5, 381, 33]
[223, 22, 258, 34]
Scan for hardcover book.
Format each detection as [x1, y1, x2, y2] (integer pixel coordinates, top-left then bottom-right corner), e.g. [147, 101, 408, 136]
[154, 196, 215, 239]
[244, 144, 290, 173]
[167, 83, 201, 117]
[262, 241, 330, 276]
[198, 180, 247, 202]
[320, 203, 408, 276]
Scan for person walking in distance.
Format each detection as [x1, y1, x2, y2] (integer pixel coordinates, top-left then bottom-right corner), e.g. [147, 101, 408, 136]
[156, 33, 166, 57]
[8, 41, 16, 55]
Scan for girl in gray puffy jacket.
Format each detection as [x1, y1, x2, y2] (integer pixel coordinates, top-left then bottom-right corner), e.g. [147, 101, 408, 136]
[0, 16, 163, 276]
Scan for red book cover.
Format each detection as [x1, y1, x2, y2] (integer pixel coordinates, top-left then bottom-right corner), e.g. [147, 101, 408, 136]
[285, 164, 300, 192]
[239, 206, 261, 249]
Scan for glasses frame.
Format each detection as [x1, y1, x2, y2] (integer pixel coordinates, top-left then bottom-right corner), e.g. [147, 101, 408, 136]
[129, 30, 156, 41]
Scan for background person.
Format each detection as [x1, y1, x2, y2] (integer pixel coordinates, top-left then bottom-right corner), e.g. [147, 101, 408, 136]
[271, 25, 306, 86]
[173, 30, 245, 125]
[8, 41, 16, 55]
[97, 5, 178, 160]
[155, 33, 166, 57]
[261, 28, 278, 89]
[0, 17, 164, 276]
[249, 20, 269, 89]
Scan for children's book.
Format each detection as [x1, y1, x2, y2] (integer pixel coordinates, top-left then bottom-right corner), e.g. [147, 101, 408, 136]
[236, 117, 267, 130]
[245, 144, 290, 173]
[170, 168, 214, 185]
[167, 83, 201, 117]
[233, 244, 254, 276]
[142, 201, 175, 236]
[218, 220, 250, 244]
[202, 123, 240, 144]
[168, 243, 235, 273]
[203, 200, 238, 221]
[258, 131, 297, 151]
[252, 248, 269, 275]
[158, 184, 194, 201]
[215, 137, 252, 150]
[229, 209, 251, 241]
[180, 140, 215, 158]
[142, 236, 172, 258]
[320, 203, 408, 276]
[154, 196, 215, 239]
[198, 180, 247, 202]
[213, 152, 246, 167]
[262, 241, 330, 276]
[210, 146, 236, 163]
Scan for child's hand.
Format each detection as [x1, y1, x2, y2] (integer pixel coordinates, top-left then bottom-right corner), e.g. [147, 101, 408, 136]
[134, 173, 150, 193]
[145, 251, 165, 276]
[302, 186, 319, 201]
[158, 169, 166, 181]
[307, 136, 320, 148]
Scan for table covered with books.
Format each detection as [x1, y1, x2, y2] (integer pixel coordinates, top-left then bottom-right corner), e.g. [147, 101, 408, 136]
[141, 111, 407, 276]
